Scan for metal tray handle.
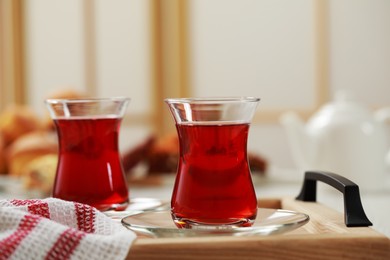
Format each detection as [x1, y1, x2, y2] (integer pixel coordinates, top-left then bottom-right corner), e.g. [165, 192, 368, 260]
[296, 171, 372, 227]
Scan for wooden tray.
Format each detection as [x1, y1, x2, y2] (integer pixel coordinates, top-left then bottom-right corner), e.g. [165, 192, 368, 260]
[126, 172, 390, 259]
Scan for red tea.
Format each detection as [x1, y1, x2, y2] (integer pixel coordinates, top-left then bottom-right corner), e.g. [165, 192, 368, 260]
[171, 123, 257, 227]
[53, 117, 129, 210]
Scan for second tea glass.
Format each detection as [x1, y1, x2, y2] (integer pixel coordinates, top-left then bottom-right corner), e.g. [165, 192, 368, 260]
[165, 97, 260, 228]
[46, 97, 130, 211]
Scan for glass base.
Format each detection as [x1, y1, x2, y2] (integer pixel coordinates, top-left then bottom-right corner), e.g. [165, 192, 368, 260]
[172, 214, 256, 229]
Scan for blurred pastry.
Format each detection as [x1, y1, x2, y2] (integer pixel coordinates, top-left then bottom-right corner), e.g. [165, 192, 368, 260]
[121, 133, 179, 175]
[146, 133, 179, 174]
[0, 105, 43, 146]
[23, 154, 58, 196]
[122, 135, 155, 173]
[6, 131, 58, 177]
[46, 88, 88, 100]
[248, 152, 268, 175]
[0, 131, 6, 173]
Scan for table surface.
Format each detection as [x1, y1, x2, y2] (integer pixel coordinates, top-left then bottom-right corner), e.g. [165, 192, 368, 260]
[1, 167, 389, 238]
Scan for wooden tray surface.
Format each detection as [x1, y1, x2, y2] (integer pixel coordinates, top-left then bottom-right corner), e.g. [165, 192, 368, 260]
[126, 198, 390, 260]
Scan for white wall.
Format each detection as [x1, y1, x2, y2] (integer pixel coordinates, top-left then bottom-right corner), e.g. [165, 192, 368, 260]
[187, 0, 390, 173]
[23, 0, 390, 174]
[188, 0, 317, 171]
[329, 0, 390, 106]
[24, 0, 85, 115]
[94, 0, 152, 115]
[189, 0, 317, 110]
[24, 0, 153, 151]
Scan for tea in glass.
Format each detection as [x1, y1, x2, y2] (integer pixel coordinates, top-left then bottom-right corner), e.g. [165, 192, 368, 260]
[46, 98, 130, 211]
[165, 97, 260, 228]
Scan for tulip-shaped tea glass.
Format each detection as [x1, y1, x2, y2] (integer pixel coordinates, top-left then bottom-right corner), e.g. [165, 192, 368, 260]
[46, 98, 130, 211]
[165, 97, 260, 228]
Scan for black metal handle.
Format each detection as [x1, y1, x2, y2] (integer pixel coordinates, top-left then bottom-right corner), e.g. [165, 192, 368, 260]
[296, 171, 372, 227]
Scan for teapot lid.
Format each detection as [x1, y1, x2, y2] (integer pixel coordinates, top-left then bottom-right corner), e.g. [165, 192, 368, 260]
[309, 89, 371, 126]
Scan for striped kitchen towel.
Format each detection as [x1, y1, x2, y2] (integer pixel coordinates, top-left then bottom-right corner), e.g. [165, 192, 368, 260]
[0, 198, 136, 260]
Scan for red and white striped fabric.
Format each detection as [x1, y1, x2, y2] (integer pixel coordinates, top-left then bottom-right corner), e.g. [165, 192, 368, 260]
[0, 198, 136, 260]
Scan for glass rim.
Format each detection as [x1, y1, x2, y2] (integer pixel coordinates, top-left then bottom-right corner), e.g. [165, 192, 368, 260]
[45, 97, 130, 104]
[164, 96, 260, 104]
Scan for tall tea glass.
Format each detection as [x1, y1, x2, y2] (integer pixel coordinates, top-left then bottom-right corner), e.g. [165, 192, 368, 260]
[46, 97, 130, 211]
[165, 97, 260, 228]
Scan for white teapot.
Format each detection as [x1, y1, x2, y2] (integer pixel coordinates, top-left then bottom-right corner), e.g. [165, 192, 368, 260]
[280, 90, 390, 191]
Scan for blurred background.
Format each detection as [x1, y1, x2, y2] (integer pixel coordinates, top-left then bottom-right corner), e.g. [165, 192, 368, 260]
[0, 0, 389, 190]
